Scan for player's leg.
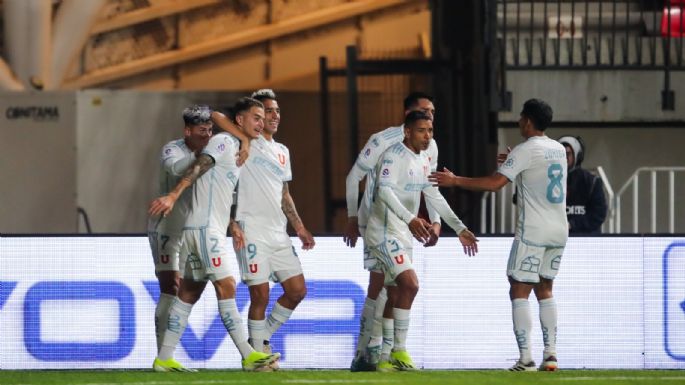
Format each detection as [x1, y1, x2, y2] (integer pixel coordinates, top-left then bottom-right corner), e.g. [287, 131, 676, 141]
[148, 231, 182, 353]
[377, 284, 397, 371]
[352, 268, 384, 371]
[246, 282, 270, 352]
[154, 271, 205, 372]
[389, 268, 419, 371]
[210, 230, 280, 371]
[535, 246, 563, 371]
[265, 245, 306, 349]
[506, 240, 540, 371]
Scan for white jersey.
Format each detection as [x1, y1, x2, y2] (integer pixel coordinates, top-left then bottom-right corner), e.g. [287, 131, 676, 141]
[365, 142, 466, 248]
[184, 132, 241, 231]
[346, 124, 438, 227]
[498, 135, 568, 247]
[147, 139, 195, 234]
[236, 135, 292, 242]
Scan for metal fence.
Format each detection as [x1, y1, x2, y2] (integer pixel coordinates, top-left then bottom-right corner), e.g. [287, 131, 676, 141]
[497, 0, 685, 109]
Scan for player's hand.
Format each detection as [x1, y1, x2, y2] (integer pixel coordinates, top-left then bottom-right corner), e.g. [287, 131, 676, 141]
[408, 217, 432, 244]
[343, 217, 360, 248]
[229, 221, 245, 250]
[428, 167, 457, 187]
[148, 195, 176, 217]
[236, 139, 250, 166]
[457, 229, 479, 256]
[497, 146, 512, 165]
[423, 222, 441, 247]
[297, 227, 315, 250]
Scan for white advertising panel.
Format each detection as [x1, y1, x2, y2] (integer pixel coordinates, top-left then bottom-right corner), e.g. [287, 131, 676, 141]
[1, 236, 684, 369]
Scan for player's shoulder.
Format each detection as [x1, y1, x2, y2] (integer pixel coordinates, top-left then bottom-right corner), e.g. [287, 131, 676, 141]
[368, 125, 403, 145]
[161, 138, 188, 155]
[273, 140, 290, 153]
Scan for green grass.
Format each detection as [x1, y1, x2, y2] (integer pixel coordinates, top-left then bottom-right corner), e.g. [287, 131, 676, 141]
[1, 370, 684, 385]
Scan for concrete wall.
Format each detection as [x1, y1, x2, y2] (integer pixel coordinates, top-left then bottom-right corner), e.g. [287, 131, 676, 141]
[0, 92, 77, 233]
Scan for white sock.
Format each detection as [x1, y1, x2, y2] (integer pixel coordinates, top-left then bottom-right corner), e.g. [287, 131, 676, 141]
[369, 289, 387, 348]
[354, 297, 376, 357]
[248, 318, 268, 352]
[539, 298, 558, 359]
[158, 298, 192, 361]
[155, 293, 175, 353]
[218, 298, 253, 359]
[392, 308, 410, 352]
[265, 302, 293, 340]
[380, 317, 394, 361]
[512, 298, 533, 363]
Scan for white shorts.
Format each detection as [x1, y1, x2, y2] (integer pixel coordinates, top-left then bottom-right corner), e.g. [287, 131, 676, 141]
[236, 223, 303, 286]
[369, 237, 414, 286]
[359, 225, 382, 273]
[507, 239, 564, 283]
[180, 228, 234, 282]
[147, 230, 184, 273]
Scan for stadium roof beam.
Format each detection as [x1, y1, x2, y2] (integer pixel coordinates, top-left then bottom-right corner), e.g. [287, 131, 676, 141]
[90, 0, 223, 35]
[61, 0, 407, 89]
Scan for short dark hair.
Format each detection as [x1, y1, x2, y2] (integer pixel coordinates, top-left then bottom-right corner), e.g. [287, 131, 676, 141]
[521, 98, 553, 131]
[182, 104, 212, 126]
[233, 97, 264, 117]
[251, 89, 277, 102]
[403, 92, 433, 111]
[404, 110, 432, 127]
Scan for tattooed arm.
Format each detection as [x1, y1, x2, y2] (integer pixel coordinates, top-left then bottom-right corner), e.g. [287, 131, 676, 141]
[148, 154, 215, 217]
[282, 182, 315, 250]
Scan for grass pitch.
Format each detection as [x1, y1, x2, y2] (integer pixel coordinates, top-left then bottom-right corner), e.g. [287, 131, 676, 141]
[1, 370, 684, 385]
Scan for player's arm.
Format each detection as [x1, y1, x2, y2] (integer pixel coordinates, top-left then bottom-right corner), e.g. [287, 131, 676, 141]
[211, 110, 250, 166]
[376, 185, 432, 244]
[422, 185, 479, 256]
[429, 167, 509, 192]
[162, 145, 196, 177]
[148, 154, 215, 217]
[282, 182, 315, 250]
[344, 164, 367, 247]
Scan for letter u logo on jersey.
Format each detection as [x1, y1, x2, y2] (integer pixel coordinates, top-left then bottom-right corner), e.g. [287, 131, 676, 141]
[211, 257, 222, 267]
[394, 255, 404, 264]
[277, 153, 286, 166]
[160, 254, 170, 264]
[249, 263, 258, 273]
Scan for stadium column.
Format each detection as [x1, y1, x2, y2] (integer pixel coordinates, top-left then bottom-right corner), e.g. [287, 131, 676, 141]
[430, 0, 500, 230]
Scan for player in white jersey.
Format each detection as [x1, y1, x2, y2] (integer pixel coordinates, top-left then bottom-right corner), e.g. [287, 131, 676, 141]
[229, 89, 315, 370]
[345, 92, 441, 371]
[366, 111, 478, 371]
[148, 98, 280, 372]
[146, 104, 253, 371]
[429, 99, 567, 372]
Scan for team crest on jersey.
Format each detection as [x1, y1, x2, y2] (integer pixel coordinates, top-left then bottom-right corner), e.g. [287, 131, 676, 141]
[278, 153, 286, 166]
[218, 143, 225, 152]
[211, 257, 222, 267]
[249, 263, 258, 273]
[382, 168, 390, 176]
[394, 255, 404, 264]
